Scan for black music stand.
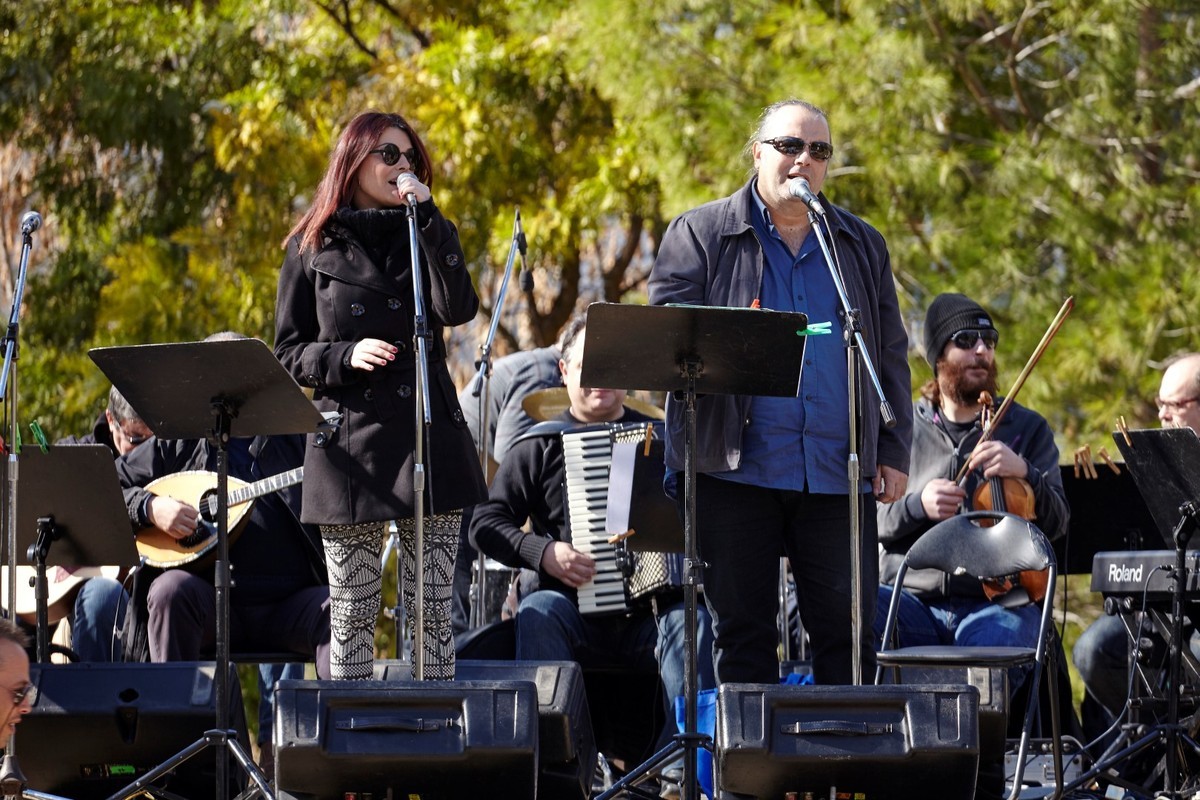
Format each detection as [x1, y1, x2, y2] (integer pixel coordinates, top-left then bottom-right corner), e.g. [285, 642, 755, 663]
[1113, 429, 1200, 550]
[1057, 464, 1159, 574]
[581, 302, 806, 800]
[5, 445, 138, 664]
[89, 339, 323, 800]
[1066, 428, 1200, 799]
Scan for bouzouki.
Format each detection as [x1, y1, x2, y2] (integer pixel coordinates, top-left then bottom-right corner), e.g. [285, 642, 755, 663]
[136, 467, 303, 569]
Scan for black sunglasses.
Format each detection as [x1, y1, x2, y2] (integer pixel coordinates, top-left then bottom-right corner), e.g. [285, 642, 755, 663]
[949, 329, 999, 350]
[760, 136, 834, 162]
[368, 142, 419, 167]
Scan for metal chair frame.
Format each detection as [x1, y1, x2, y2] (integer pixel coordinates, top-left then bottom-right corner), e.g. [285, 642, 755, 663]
[875, 510, 1064, 800]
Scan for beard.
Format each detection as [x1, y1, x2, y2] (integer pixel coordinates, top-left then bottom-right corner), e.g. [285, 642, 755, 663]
[937, 356, 999, 408]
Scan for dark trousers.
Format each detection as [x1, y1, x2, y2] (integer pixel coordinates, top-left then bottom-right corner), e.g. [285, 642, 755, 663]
[694, 474, 877, 685]
[146, 570, 332, 679]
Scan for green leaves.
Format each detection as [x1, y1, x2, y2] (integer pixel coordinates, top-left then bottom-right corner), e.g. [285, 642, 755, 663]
[3, 0, 1197, 451]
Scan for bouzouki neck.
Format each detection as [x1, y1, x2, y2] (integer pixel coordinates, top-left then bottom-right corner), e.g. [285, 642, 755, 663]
[205, 467, 304, 517]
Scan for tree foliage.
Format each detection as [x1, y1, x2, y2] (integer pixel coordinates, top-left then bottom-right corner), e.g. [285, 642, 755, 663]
[0, 0, 1196, 458]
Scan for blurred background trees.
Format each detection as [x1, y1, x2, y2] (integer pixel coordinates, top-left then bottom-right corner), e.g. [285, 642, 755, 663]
[2, 0, 1195, 446]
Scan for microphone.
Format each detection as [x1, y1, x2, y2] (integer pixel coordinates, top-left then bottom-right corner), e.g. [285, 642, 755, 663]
[515, 209, 533, 292]
[399, 173, 417, 207]
[20, 211, 41, 236]
[789, 178, 825, 216]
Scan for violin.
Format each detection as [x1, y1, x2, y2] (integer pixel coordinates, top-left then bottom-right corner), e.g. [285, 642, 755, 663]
[969, 392, 1047, 603]
[954, 296, 1072, 602]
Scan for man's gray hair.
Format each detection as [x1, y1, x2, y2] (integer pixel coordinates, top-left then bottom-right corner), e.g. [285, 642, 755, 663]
[107, 385, 143, 425]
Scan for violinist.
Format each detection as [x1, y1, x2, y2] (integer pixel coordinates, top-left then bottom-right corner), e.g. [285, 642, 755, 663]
[875, 293, 1069, 695]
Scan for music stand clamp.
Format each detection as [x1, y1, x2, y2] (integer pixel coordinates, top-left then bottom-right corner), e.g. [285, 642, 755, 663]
[90, 339, 322, 800]
[581, 302, 806, 800]
[1065, 428, 1200, 799]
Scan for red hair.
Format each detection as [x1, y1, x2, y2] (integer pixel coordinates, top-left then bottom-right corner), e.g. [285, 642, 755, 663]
[284, 111, 434, 253]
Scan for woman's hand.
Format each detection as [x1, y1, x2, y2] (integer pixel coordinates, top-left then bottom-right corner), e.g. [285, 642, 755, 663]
[395, 172, 432, 205]
[349, 338, 398, 372]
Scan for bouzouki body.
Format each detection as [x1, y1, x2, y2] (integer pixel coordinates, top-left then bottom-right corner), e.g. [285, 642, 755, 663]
[136, 467, 302, 569]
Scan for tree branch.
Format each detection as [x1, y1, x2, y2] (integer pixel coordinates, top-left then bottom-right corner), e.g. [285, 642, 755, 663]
[1003, 2, 1041, 124]
[313, 0, 378, 61]
[921, 3, 1011, 132]
[369, 0, 432, 50]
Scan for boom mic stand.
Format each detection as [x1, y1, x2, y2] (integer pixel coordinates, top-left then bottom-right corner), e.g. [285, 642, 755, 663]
[466, 209, 525, 628]
[581, 302, 808, 800]
[0, 211, 41, 798]
[804, 199, 897, 685]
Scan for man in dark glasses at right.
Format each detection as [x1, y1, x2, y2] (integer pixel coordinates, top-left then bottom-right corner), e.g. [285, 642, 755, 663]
[877, 292, 1068, 655]
[875, 293, 1070, 798]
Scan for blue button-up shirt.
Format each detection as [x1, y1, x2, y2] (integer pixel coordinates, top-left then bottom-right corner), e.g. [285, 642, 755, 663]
[713, 184, 863, 494]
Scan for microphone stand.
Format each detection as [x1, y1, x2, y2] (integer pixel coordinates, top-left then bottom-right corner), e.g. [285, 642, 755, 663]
[807, 206, 896, 686]
[467, 209, 524, 628]
[404, 194, 434, 679]
[0, 215, 39, 798]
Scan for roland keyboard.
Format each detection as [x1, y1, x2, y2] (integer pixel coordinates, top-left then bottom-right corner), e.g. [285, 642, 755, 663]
[1091, 550, 1200, 599]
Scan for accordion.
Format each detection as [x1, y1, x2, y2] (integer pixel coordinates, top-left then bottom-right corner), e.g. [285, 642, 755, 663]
[561, 422, 681, 616]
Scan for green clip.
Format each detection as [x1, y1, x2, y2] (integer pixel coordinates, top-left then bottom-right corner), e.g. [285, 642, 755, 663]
[30, 420, 49, 453]
[13, 427, 21, 455]
[799, 321, 833, 336]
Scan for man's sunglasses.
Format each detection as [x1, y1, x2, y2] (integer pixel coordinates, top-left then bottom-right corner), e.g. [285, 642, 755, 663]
[368, 142, 419, 167]
[760, 137, 835, 162]
[949, 329, 999, 350]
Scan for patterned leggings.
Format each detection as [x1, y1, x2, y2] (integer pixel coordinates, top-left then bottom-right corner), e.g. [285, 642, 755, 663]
[320, 512, 460, 681]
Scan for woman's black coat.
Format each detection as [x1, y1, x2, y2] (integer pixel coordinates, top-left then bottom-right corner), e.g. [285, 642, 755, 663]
[274, 205, 487, 525]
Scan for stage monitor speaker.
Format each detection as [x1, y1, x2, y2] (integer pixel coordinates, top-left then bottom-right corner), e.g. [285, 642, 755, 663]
[274, 678, 538, 800]
[18, 661, 247, 799]
[377, 659, 597, 800]
[876, 665, 1008, 759]
[715, 682, 980, 800]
